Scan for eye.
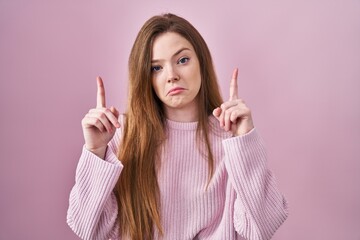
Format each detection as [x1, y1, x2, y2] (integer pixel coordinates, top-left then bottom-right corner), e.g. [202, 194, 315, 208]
[151, 66, 162, 72]
[178, 57, 190, 64]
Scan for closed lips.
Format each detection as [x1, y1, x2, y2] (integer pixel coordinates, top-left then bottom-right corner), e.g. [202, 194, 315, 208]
[167, 87, 185, 95]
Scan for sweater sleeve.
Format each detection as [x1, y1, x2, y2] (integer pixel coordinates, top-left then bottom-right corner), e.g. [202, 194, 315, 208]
[66, 140, 123, 240]
[222, 128, 289, 240]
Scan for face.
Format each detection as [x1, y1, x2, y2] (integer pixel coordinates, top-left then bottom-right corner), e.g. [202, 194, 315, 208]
[151, 32, 201, 115]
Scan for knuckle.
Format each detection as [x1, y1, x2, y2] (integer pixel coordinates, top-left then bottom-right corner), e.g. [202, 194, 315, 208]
[224, 110, 231, 118]
[99, 112, 106, 119]
[237, 98, 244, 104]
[82, 115, 91, 122]
[104, 108, 111, 114]
[94, 118, 101, 125]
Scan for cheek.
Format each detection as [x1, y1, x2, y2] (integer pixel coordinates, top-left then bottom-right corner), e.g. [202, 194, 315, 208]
[193, 69, 202, 89]
[190, 62, 201, 86]
[151, 78, 163, 98]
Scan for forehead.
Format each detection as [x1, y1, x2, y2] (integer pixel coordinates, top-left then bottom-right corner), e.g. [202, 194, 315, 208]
[151, 32, 194, 58]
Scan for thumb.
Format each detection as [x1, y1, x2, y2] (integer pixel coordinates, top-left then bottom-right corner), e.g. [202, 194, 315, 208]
[212, 107, 222, 121]
[110, 106, 120, 119]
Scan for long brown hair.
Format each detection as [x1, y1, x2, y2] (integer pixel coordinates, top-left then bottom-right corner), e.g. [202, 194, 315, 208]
[116, 13, 223, 240]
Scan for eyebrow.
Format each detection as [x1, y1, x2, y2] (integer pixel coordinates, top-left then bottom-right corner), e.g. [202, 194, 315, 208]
[151, 47, 191, 63]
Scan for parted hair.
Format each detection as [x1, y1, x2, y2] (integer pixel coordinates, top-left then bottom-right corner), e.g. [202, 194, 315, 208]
[116, 13, 223, 240]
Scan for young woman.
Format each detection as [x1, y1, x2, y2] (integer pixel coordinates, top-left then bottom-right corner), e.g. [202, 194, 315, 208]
[67, 13, 288, 240]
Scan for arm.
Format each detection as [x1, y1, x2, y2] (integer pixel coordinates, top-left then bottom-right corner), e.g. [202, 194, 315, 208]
[223, 128, 289, 240]
[67, 131, 123, 240]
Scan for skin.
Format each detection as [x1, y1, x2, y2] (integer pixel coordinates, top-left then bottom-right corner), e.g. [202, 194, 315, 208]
[151, 32, 202, 122]
[81, 76, 120, 159]
[81, 33, 254, 159]
[212, 68, 255, 136]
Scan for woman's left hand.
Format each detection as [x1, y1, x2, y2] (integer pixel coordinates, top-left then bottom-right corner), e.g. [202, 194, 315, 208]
[213, 68, 254, 136]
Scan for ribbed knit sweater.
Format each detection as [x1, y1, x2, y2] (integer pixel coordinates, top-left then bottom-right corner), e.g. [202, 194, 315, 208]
[67, 115, 288, 240]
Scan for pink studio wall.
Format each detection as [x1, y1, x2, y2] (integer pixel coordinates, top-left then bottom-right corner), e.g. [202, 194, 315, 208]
[1, 0, 359, 239]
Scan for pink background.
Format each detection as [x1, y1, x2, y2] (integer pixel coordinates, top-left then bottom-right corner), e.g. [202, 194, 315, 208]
[1, 0, 359, 239]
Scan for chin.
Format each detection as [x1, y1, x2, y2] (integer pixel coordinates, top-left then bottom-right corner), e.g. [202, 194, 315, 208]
[167, 102, 185, 109]
[163, 95, 197, 110]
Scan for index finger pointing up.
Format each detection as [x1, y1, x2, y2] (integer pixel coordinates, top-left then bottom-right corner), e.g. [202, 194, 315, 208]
[96, 76, 106, 108]
[229, 68, 239, 100]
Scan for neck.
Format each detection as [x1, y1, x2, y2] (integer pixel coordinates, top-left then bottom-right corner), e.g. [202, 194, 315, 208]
[164, 102, 199, 122]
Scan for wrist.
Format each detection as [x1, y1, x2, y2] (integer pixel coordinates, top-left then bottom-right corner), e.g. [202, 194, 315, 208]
[85, 145, 107, 159]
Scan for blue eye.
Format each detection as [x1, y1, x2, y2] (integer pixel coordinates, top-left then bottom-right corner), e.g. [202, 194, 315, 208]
[178, 57, 189, 64]
[151, 66, 162, 72]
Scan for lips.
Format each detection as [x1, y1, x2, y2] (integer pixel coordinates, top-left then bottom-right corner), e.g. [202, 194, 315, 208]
[167, 87, 186, 96]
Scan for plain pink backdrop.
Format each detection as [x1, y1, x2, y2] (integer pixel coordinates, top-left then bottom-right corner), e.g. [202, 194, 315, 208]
[1, 0, 359, 239]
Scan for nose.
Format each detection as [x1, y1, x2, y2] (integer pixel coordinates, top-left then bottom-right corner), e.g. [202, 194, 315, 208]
[166, 66, 179, 83]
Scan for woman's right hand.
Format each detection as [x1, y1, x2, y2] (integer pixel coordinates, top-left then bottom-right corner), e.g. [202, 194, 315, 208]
[81, 76, 120, 158]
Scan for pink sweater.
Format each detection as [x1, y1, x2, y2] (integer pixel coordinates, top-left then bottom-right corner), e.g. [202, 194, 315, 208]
[67, 116, 288, 240]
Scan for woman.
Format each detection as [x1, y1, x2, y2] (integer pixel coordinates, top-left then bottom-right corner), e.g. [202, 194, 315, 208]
[67, 13, 288, 240]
